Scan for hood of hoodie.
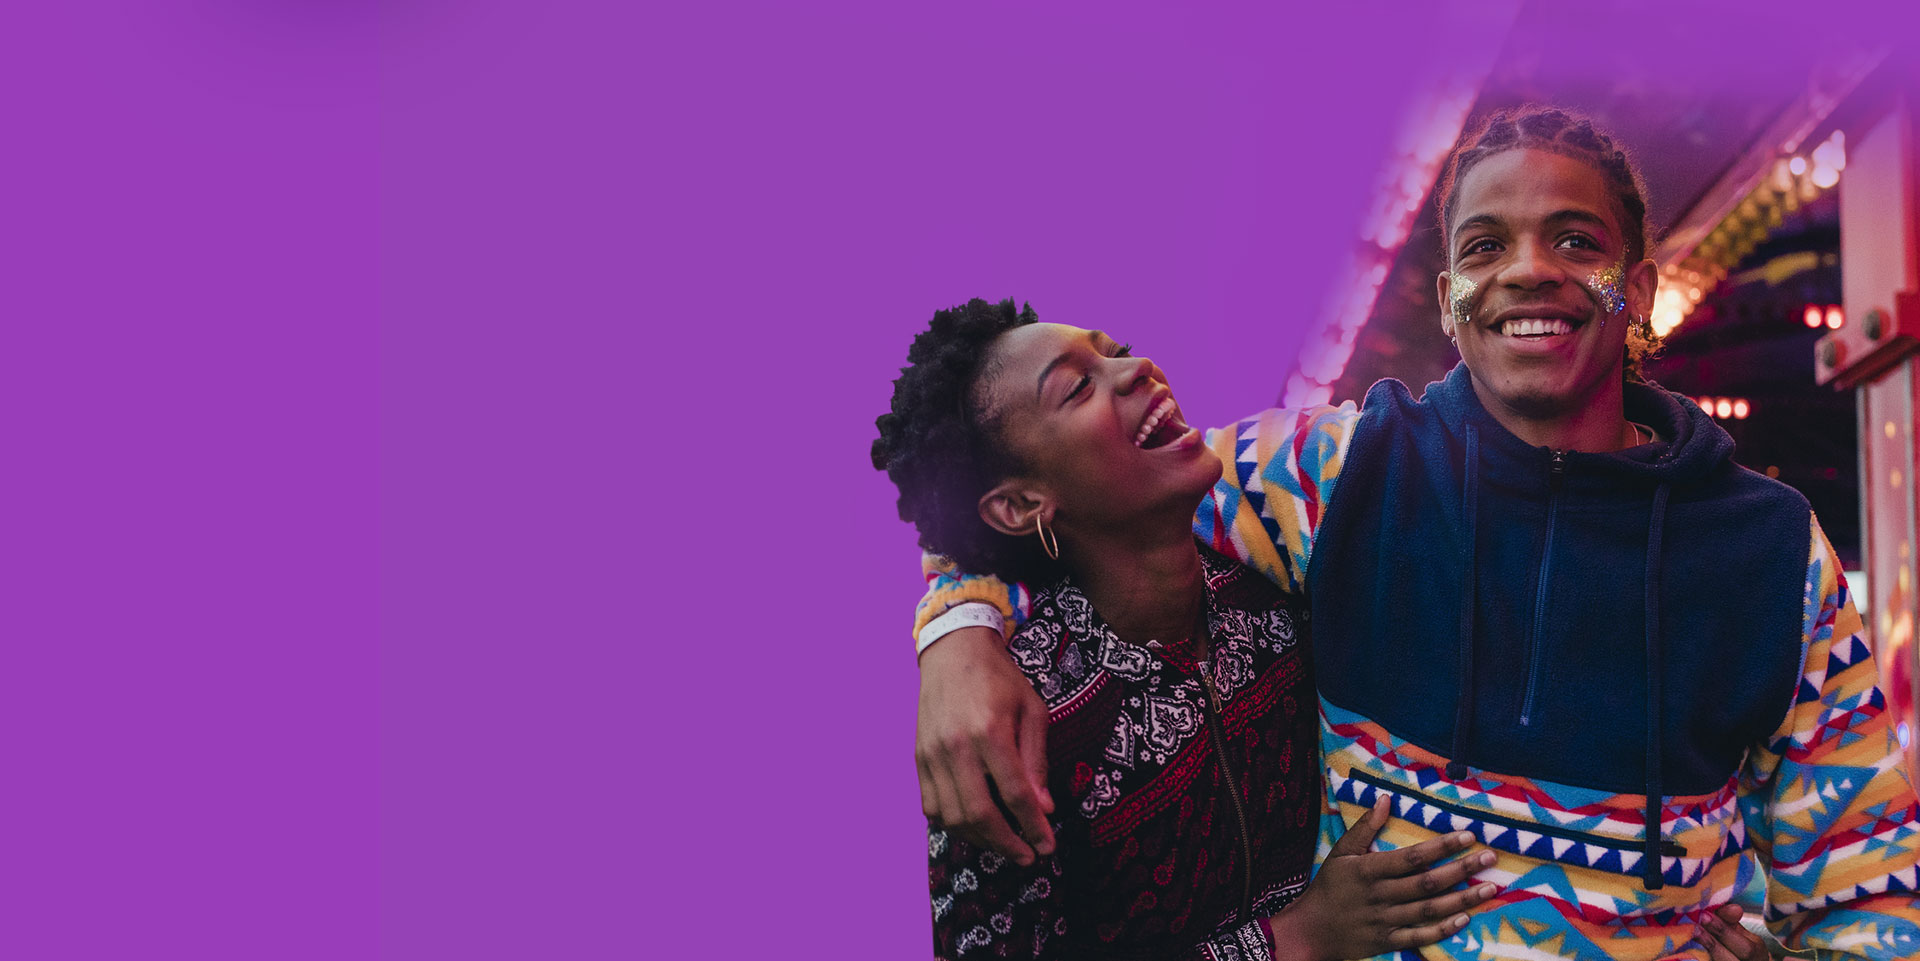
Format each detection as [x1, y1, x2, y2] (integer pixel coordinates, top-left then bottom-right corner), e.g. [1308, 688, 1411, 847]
[1421, 361, 1736, 498]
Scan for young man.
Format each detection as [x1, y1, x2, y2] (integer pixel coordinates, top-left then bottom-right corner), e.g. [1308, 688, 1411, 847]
[910, 108, 1920, 959]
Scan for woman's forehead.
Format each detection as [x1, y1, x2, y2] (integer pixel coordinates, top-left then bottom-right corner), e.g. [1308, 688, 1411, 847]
[1002, 322, 1090, 348]
[989, 323, 1093, 370]
[979, 323, 1096, 405]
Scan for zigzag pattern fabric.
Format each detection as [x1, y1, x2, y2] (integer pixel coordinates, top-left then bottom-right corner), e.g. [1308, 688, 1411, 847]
[1318, 672, 1918, 961]
[915, 404, 1920, 958]
[1739, 528, 1920, 955]
[920, 553, 1032, 634]
[1322, 701, 1737, 958]
[1200, 405, 1357, 599]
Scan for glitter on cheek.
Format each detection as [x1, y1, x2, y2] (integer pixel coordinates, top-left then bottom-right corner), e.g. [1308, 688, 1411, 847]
[1447, 272, 1479, 325]
[1586, 263, 1627, 315]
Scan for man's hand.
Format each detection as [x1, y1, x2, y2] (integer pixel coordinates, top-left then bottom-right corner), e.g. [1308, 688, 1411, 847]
[1268, 796, 1498, 961]
[916, 626, 1055, 865]
[1700, 904, 1770, 961]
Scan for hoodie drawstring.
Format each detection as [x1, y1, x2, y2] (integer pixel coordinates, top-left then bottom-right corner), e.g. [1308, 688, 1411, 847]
[1447, 432, 1675, 893]
[1446, 425, 1480, 781]
[1642, 482, 1672, 889]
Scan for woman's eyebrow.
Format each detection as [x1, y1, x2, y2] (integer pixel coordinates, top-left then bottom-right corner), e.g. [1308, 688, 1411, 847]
[1036, 352, 1073, 400]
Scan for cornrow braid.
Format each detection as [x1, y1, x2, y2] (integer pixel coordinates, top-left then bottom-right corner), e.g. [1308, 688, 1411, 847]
[1436, 106, 1661, 372]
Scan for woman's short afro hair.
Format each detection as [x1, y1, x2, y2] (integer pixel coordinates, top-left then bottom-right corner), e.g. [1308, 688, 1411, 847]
[871, 298, 1063, 584]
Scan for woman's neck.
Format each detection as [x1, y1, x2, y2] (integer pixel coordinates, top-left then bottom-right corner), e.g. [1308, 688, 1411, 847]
[1063, 515, 1205, 650]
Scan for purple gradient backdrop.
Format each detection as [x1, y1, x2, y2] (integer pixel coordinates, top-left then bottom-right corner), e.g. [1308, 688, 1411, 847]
[4, 5, 379, 960]
[2, 2, 1910, 959]
[381, 5, 1457, 958]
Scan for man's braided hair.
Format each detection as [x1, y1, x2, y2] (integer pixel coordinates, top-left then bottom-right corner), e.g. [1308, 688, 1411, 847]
[872, 298, 1062, 584]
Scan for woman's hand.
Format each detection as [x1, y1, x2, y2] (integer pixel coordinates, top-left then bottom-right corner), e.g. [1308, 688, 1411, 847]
[1700, 904, 1770, 961]
[1268, 796, 1498, 961]
[916, 626, 1055, 865]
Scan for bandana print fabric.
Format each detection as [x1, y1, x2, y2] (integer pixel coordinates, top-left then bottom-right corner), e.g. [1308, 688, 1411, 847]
[930, 545, 1319, 960]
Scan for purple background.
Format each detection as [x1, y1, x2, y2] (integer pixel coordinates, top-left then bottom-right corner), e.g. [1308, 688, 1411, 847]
[2, 2, 1910, 959]
[381, 5, 1453, 958]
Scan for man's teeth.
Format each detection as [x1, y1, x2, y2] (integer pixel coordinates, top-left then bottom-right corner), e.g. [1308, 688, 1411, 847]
[1501, 318, 1574, 336]
[1134, 397, 1178, 447]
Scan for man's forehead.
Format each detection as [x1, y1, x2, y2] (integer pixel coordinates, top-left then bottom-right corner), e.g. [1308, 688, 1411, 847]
[1453, 149, 1621, 229]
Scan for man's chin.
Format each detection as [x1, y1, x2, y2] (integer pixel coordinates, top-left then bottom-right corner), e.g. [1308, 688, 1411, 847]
[1470, 369, 1580, 421]
[1500, 390, 1577, 421]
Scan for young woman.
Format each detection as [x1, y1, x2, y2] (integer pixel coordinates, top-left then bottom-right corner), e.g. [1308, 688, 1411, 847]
[872, 300, 1498, 960]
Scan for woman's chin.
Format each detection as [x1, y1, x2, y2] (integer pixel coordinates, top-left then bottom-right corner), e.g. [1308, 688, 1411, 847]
[1174, 448, 1225, 499]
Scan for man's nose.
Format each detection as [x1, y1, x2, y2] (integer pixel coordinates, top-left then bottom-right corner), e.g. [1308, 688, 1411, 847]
[1501, 239, 1567, 291]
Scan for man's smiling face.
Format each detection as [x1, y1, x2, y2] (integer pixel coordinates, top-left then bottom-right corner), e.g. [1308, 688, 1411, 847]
[1438, 147, 1655, 422]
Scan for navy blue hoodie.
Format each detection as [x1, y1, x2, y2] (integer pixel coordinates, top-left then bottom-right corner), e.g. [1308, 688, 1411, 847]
[1310, 364, 1810, 882]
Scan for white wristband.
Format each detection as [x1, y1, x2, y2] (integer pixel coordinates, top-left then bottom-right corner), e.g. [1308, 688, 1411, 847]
[917, 603, 1006, 655]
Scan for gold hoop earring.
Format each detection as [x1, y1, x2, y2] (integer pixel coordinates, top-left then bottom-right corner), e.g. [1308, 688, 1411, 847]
[1035, 516, 1060, 560]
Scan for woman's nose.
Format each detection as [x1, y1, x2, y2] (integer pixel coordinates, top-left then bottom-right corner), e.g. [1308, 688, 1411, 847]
[1113, 355, 1156, 394]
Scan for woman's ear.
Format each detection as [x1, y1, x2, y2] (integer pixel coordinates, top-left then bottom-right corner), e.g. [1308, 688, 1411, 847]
[979, 482, 1052, 539]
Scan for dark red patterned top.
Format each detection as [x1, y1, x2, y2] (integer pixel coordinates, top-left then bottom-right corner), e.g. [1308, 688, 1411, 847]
[930, 545, 1319, 960]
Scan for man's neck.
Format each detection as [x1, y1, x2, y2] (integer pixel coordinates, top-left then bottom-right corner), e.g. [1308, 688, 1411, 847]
[1471, 376, 1637, 453]
[1063, 513, 1205, 650]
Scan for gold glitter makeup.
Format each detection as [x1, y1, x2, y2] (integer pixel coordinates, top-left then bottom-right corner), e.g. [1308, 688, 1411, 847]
[1447, 272, 1479, 326]
[1586, 263, 1627, 317]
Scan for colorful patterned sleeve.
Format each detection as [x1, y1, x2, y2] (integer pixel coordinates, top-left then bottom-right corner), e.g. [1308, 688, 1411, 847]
[914, 553, 1031, 642]
[1194, 403, 1360, 597]
[911, 403, 1361, 642]
[1737, 517, 1920, 959]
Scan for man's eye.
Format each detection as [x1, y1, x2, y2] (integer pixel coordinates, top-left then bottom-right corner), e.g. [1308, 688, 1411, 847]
[1462, 238, 1499, 256]
[1064, 375, 1091, 402]
[1558, 234, 1599, 250]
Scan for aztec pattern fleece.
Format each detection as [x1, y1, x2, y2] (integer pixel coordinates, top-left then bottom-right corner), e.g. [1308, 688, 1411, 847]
[918, 391, 1920, 961]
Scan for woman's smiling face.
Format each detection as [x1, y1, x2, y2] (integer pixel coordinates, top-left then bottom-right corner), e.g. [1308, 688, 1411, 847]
[974, 323, 1221, 538]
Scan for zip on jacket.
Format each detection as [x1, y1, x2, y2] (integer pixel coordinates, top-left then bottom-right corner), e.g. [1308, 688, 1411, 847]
[1197, 656, 1256, 920]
